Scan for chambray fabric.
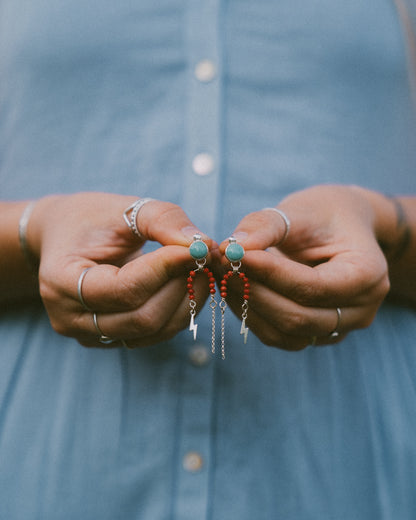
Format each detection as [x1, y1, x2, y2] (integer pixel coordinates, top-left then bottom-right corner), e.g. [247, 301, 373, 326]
[1, 1, 416, 518]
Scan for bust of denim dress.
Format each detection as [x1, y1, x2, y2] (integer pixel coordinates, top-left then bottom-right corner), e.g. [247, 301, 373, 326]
[0, 1, 416, 518]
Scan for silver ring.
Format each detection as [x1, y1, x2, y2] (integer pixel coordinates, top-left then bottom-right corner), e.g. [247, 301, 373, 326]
[329, 307, 342, 339]
[93, 312, 116, 344]
[77, 267, 94, 311]
[262, 207, 291, 244]
[123, 198, 155, 239]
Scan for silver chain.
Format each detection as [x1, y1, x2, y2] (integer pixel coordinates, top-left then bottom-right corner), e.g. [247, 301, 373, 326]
[219, 298, 227, 360]
[210, 295, 217, 354]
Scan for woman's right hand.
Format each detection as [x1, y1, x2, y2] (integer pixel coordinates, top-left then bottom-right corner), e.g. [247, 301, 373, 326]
[27, 193, 214, 348]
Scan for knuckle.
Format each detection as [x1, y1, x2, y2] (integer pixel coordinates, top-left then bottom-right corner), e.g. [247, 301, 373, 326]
[117, 279, 144, 308]
[38, 278, 56, 307]
[358, 309, 378, 329]
[151, 203, 184, 232]
[292, 282, 320, 306]
[47, 310, 86, 339]
[379, 275, 391, 299]
[48, 316, 71, 337]
[131, 309, 161, 336]
[280, 311, 309, 334]
[161, 323, 181, 341]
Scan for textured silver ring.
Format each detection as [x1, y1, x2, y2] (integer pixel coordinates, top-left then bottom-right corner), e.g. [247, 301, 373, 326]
[93, 312, 116, 344]
[77, 267, 94, 311]
[262, 207, 291, 244]
[123, 198, 155, 239]
[329, 307, 342, 339]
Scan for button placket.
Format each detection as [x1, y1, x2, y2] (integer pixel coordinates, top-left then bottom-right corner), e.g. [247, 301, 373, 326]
[182, 0, 222, 239]
[173, 2, 222, 516]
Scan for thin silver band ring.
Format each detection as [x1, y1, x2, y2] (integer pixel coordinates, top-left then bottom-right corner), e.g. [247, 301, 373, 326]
[92, 312, 129, 348]
[93, 312, 116, 344]
[329, 307, 342, 339]
[77, 267, 94, 311]
[262, 207, 291, 244]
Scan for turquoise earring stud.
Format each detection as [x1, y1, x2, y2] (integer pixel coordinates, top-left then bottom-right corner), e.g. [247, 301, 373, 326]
[219, 237, 250, 359]
[187, 235, 217, 352]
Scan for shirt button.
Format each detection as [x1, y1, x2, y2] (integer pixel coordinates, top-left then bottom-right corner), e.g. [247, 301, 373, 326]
[192, 153, 214, 176]
[183, 451, 204, 473]
[189, 344, 210, 367]
[194, 59, 216, 82]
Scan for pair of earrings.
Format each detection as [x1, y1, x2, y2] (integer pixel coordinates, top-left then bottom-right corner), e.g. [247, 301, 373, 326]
[187, 234, 250, 359]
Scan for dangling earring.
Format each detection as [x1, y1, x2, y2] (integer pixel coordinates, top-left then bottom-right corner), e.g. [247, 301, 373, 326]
[219, 237, 250, 359]
[187, 234, 217, 354]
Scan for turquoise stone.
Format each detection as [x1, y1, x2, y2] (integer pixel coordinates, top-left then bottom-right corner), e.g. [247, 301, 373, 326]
[189, 240, 208, 260]
[225, 242, 244, 262]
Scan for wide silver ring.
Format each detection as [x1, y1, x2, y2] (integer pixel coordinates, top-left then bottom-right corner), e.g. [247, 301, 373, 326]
[93, 312, 116, 344]
[123, 198, 155, 239]
[77, 267, 93, 311]
[329, 307, 342, 339]
[262, 207, 291, 244]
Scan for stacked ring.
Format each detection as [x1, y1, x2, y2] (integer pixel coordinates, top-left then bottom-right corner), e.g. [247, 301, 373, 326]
[123, 198, 155, 239]
[329, 307, 342, 339]
[262, 207, 291, 244]
[77, 267, 127, 347]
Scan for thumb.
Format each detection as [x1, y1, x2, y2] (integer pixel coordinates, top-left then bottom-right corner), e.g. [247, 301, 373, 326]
[128, 199, 214, 249]
[220, 208, 290, 253]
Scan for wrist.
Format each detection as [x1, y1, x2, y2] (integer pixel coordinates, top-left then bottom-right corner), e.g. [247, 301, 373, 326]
[24, 194, 63, 266]
[19, 201, 39, 273]
[349, 186, 409, 260]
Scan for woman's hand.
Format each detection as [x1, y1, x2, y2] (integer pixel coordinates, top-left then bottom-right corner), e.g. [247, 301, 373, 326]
[27, 193, 214, 347]
[218, 185, 392, 350]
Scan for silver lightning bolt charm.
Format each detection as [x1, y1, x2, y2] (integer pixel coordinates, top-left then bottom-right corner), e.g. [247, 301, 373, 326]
[189, 312, 198, 341]
[240, 317, 249, 344]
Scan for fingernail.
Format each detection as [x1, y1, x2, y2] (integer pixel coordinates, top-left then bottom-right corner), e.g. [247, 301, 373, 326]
[182, 225, 206, 240]
[231, 231, 248, 243]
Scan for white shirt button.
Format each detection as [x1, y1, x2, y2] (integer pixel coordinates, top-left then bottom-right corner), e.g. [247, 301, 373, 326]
[183, 451, 204, 472]
[192, 153, 214, 176]
[194, 59, 216, 82]
[189, 344, 210, 367]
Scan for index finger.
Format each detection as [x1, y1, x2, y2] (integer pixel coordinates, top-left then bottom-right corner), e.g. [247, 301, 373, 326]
[240, 249, 389, 308]
[128, 199, 215, 250]
[45, 245, 198, 313]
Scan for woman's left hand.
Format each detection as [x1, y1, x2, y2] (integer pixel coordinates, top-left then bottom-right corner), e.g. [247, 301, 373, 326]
[217, 185, 391, 350]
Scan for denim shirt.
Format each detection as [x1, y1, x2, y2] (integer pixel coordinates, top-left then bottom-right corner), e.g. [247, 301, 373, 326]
[1, 1, 416, 518]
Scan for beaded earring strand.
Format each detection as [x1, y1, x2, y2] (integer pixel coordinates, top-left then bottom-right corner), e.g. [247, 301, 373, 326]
[187, 234, 217, 354]
[219, 237, 250, 359]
